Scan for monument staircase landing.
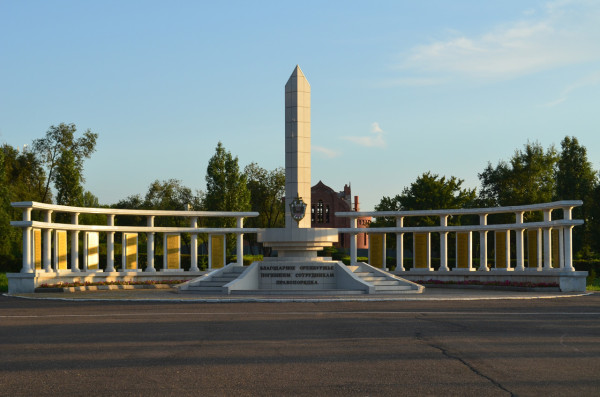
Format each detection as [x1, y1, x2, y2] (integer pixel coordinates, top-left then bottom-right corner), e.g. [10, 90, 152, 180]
[348, 264, 415, 293]
[180, 266, 245, 294]
[178, 262, 423, 295]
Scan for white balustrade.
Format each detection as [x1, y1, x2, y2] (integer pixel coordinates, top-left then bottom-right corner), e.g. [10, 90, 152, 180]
[10, 201, 259, 274]
[337, 200, 584, 273]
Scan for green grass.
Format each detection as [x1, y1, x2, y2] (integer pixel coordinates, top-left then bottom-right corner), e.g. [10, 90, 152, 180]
[587, 278, 600, 291]
[0, 273, 7, 293]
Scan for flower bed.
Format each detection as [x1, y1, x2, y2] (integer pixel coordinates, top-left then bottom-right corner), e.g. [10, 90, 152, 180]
[416, 279, 559, 288]
[38, 280, 190, 288]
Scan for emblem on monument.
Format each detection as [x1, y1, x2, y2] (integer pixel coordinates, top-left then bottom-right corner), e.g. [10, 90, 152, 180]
[289, 194, 307, 223]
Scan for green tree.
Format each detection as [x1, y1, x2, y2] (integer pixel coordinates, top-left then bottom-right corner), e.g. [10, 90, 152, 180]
[590, 185, 600, 255]
[555, 136, 598, 256]
[53, 149, 84, 206]
[1, 144, 47, 203]
[0, 144, 47, 259]
[32, 123, 97, 204]
[112, 180, 203, 228]
[244, 163, 285, 228]
[0, 147, 13, 256]
[374, 172, 476, 227]
[144, 179, 202, 212]
[244, 163, 285, 255]
[205, 142, 250, 253]
[372, 172, 476, 256]
[78, 191, 107, 226]
[478, 141, 558, 209]
[205, 142, 250, 213]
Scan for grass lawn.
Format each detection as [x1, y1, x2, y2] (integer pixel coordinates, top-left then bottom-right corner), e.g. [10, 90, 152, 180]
[0, 273, 7, 293]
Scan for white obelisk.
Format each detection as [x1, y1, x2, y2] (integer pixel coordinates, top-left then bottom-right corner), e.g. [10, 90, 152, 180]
[285, 65, 311, 228]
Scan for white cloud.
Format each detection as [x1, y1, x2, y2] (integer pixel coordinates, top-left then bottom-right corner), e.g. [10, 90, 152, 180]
[541, 97, 567, 107]
[312, 145, 341, 158]
[400, 1, 600, 81]
[344, 122, 386, 148]
[380, 77, 443, 87]
[541, 69, 600, 106]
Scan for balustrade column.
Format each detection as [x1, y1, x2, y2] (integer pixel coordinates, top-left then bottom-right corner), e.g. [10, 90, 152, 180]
[190, 217, 199, 271]
[563, 207, 575, 271]
[515, 211, 525, 271]
[236, 217, 244, 266]
[70, 213, 80, 272]
[106, 214, 115, 272]
[396, 217, 404, 272]
[350, 217, 357, 266]
[146, 216, 156, 272]
[535, 229, 543, 269]
[543, 209, 553, 270]
[21, 208, 33, 273]
[479, 214, 489, 271]
[43, 210, 53, 273]
[558, 227, 565, 269]
[439, 215, 449, 271]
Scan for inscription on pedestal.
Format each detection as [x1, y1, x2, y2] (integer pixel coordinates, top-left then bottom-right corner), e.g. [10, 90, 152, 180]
[259, 264, 336, 289]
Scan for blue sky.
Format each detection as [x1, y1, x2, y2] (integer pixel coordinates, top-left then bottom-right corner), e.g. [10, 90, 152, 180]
[1, 0, 599, 211]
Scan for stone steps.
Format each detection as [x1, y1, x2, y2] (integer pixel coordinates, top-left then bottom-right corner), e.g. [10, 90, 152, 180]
[350, 268, 415, 293]
[185, 267, 245, 292]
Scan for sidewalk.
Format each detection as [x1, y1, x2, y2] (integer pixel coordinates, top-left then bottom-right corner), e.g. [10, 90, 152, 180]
[5, 287, 591, 302]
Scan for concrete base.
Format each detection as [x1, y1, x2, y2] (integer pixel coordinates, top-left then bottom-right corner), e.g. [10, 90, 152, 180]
[398, 270, 588, 292]
[257, 227, 338, 259]
[7, 270, 207, 293]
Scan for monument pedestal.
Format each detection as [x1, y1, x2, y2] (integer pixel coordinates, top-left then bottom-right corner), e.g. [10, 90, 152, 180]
[258, 227, 338, 260]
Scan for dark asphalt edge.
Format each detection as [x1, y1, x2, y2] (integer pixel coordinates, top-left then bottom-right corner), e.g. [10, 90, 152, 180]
[2, 291, 593, 303]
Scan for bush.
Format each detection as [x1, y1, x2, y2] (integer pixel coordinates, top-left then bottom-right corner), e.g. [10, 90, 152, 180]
[0, 254, 21, 273]
[574, 259, 600, 275]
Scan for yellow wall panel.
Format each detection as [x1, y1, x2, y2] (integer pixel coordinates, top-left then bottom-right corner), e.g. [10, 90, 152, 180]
[414, 233, 428, 269]
[527, 230, 538, 268]
[369, 234, 384, 269]
[33, 229, 42, 270]
[86, 232, 99, 270]
[211, 235, 225, 269]
[123, 233, 138, 270]
[456, 232, 469, 268]
[495, 231, 507, 268]
[166, 234, 180, 270]
[55, 230, 68, 270]
[551, 229, 560, 268]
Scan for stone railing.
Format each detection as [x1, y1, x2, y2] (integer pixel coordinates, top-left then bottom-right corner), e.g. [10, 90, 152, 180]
[10, 201, 259, 274]
[337, 200, 584, 273]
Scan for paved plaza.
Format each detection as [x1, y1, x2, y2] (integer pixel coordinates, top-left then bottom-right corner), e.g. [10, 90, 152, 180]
[1, 290, 599, 396]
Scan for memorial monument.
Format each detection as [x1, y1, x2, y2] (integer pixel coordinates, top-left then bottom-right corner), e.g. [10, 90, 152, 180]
[180, 66, 421, 294]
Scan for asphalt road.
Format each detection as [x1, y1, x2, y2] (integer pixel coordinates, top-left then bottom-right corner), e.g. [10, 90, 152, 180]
[1, 293, 599, 396]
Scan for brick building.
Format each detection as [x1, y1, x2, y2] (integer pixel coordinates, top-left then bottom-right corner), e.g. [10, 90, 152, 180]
[310, 181, 370, 250]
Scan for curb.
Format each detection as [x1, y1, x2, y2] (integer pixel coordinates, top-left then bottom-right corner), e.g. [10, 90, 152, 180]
[421, 284, 561, 292]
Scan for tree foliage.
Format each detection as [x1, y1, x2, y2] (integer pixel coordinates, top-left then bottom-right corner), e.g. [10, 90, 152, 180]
[555, 136, 597, 202]
[0, 148, 13, 256]
[54, 149, 84, 206]
[555, 136, 598, 255]
[0, 144, 48, 257]
[113, 179, 203, 226]
[478, 141, 558, 208]
[244, 163, 285, 255]
[244, 162, 285, 229]
[32, 123, 97, 205]
[205, 142, 250, 213]
[1, 144, 47, 203]
[374, 172, 476, 227]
